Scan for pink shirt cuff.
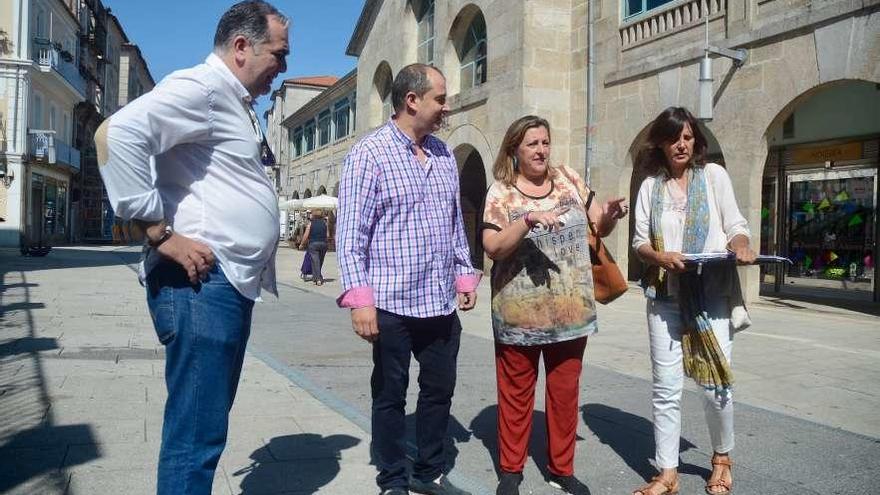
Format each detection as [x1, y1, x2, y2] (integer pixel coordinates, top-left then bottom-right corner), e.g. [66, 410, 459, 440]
[455, 272, 482, 293]
[337, 286, 375, 309]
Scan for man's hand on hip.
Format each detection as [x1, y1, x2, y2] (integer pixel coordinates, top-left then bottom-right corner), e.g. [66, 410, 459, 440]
[351, 306, 379, 343]
[157, 234, 215, 284]
[458, 291, 477, 311]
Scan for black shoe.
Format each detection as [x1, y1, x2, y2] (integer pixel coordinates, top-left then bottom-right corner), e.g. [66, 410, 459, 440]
[380, 489, 409, 495]
[547, 473, 591, 495]
[496, 471, 523, 495]
[409, 474, 471, 495]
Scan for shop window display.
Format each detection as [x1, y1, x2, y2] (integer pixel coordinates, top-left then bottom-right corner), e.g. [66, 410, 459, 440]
[786, 172, 876, 287]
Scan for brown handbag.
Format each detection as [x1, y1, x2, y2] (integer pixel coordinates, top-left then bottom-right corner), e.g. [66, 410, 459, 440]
[585, 190, 628, 304]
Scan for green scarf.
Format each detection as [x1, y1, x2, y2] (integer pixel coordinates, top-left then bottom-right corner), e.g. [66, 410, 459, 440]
[647, 167, 734, 396]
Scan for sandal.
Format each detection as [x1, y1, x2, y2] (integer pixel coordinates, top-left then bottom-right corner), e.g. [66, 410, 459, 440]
[633, 475, 679, 495]
[705, 454, 733, 494]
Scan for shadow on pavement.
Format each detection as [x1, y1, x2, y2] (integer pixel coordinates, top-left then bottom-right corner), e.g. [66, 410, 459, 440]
[1, 248, 109, 493]
[367, 412, 471, 476]
[471, 405, 586, 482]
[582, 403, 709, 480]
[233, 433, 360, 494]
[759, 284, 880, 317]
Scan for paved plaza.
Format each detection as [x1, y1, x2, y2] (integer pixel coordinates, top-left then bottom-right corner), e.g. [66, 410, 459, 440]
[1, 245, 878, 494]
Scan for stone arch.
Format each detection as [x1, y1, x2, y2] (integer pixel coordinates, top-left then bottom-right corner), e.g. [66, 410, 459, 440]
[444, 4, 488, 96]
[625, 119, 725, 281]
[445, 123, 494, 177]
[371, 61, 394, 127]
[759, 79, 880, 300]
[317, 185, 327, 196]
[292, 191, 300, 200]
[453, 143, 487, 270]
[303, 188, 312, 199]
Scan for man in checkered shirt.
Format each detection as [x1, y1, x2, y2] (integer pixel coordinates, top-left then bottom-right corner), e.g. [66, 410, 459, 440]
[336, 63, 481, 495]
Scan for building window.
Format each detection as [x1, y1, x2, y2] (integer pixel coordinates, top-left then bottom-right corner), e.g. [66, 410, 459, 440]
[625, 0, 677, 19]
[415, 0, 435, 65]
[459, 13, 487, 91]
[49, 104, 57, 134]
[304, 120, 316, 153]
[334, 98, 350, 140]
[291, 126, 304, 157]
[63, 112, 71, 142]
[318, 110, 332, 147]
[33, 93, 43, 128]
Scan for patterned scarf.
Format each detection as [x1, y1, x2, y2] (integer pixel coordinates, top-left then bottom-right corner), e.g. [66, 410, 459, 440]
[648, 166, 734, 396]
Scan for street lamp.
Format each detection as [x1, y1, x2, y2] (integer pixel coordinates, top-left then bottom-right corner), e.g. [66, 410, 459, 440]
[698, 17, 748, 121]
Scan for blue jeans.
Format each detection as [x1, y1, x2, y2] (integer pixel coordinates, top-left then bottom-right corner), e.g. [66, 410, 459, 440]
[371, 309, 462, 490]
[146, 262, 254, 495]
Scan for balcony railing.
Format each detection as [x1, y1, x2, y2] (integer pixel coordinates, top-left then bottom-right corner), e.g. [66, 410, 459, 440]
[32, 38, 87, 96]
[620, 0, 727, 49]
[28, 129, 81, 172]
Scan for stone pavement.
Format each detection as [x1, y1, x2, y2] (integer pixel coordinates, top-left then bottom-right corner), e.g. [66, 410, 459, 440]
[0, 246, 373, 495]
[1, 245, 878, 494]
[280, 247, 880, 439]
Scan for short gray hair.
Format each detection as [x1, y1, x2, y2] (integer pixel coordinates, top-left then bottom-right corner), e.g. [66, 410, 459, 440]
[391, 63, 444, 112]
[213, 1, 288, 51]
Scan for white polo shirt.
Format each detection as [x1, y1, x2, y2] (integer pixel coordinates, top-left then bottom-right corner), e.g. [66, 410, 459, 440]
[98, 54, 279, 300]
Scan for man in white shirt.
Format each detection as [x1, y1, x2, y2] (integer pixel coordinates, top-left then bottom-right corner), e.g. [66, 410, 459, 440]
[95, 2, 289, 493]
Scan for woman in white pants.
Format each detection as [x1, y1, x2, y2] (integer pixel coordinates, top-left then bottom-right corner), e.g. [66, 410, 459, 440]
[630, 107, 756, 495]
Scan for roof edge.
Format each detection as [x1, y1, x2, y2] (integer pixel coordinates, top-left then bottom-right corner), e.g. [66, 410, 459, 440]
[345, 0, 383, 57]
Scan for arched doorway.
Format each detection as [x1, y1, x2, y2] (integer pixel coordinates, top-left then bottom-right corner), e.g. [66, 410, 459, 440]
[762, 80, 880, 301]
[454, 144, 487, 270]
[303, 189, 312, 199]
[317, 185, 327, 196]
[626, 121, 725, 281]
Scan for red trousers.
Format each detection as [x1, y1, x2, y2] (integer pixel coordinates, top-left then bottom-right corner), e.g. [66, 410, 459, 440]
[495, 336, 587, 476]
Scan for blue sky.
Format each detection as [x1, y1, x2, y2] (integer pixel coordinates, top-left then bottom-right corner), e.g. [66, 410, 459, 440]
[103, 0, 364, 119]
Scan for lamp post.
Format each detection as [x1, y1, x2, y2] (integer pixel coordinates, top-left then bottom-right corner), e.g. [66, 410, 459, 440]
[697, 17, 748, 121]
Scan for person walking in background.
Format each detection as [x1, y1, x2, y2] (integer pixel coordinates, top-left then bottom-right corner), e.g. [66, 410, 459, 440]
[482, 115, 628, 495]
[630, 107, 756, 495]
[300, 209, 329, 285]
[336, 63, 480, 495]
[95, 2, 290, 493]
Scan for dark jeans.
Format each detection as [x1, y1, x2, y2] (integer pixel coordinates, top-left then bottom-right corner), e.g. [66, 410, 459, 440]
[146, 262, 254, 495]
[371, 309, 462, 490]
[307, 241, 328, 282]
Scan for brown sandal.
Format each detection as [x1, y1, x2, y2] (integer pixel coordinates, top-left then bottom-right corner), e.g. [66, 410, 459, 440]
[705, 454, 733, 494]
[633, 475, 679, 495]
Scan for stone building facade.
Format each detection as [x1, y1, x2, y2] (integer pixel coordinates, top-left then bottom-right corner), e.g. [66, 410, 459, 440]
[0, 0, 153, 246]
[270, 0, 879, 300]
[589, 0, 880, 301]
[265, 75, 340, 195]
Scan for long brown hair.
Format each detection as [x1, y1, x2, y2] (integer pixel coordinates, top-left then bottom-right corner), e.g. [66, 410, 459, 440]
[640, 106, 708, 177]
[493, 115, 551, 186]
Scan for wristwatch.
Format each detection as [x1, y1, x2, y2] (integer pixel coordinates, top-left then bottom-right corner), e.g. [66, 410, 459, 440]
[147, 222, 174, 248]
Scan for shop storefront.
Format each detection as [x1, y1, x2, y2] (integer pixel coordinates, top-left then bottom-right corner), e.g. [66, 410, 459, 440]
[761, 138, 879, 301]
[27, 171, 70, 245]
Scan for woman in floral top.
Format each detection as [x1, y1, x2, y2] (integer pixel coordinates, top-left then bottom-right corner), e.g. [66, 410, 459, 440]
[482, 115, 628, 495]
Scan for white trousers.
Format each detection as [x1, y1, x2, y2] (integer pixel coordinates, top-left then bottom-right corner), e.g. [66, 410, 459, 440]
[646, 297, 735, 469]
